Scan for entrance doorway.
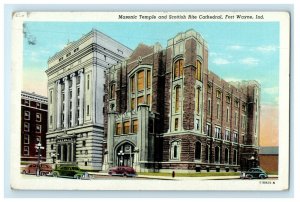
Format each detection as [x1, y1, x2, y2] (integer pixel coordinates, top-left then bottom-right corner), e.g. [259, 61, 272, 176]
[115, 142, 135, 167]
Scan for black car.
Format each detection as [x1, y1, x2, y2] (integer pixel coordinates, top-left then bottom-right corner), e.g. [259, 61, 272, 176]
[241, 167, 268, 179]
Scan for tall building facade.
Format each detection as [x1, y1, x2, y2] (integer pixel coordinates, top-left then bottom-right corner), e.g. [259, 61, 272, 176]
[45, 29, 132, 170]
[21, 91, 48, 163]
[103, 29, 260, 172]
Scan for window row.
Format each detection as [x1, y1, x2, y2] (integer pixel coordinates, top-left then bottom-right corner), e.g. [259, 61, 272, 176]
[23, 135, 41, 144]
[173, 59, 202, 81]
[213, 127, 239, 142]
[23, 100, 42, 108]
[23, 122, 42, 133]
[24, 111, 42, 122]
[58, 47, 80, 62]
[170, 140, 238, 164]
[116, 120, 138, 135]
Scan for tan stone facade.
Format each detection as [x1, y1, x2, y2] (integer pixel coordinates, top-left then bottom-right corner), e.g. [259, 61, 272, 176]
[103, 29, 260, 172]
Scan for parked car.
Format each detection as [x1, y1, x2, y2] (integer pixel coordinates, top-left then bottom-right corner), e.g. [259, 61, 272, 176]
[52, 166, 88, 179]
[21, 163, 53, 175]
[108, 166, 137, 177]
[241, 167, 268, 179]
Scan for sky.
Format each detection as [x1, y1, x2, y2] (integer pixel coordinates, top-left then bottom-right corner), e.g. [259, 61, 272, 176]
[23, 21, 279, 146]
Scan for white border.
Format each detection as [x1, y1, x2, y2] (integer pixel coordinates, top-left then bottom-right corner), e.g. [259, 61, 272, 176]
[10, 11, 290, 191]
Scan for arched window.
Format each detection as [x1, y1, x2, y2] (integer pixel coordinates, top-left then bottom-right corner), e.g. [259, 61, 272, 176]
[215, 146, 220, 163]
[110, 83, 115, 99]
[195, 142, 201, 160]
[174, 59, 183, 79]
[171, 141, 181, 160]
[175, 86, 181, 112]
[195, 87, 201, 114]
[130, 75, 135, 92]
[195, 60, 201, 81]
[225, 148, 229, 164]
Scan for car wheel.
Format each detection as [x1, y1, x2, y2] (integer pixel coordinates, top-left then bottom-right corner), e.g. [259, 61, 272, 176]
[53, 172, 58, 177]
[259, 175, 266, 179]
[246, 174, 253, 180]
[22, 170, 26, 174]
[75, 175, 81, 180]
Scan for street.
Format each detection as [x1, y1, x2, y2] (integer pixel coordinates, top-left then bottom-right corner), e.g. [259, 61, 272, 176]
[20, 173, 278, 181]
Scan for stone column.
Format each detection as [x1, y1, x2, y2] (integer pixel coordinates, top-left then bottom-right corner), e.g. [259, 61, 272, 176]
[137, 104, 149, 163]
[70, 73, 77, 127]
[56, 144, 60, 160]
[71, 142, 74, 162]
[79, 69, 84, 125]
[67, 144, 70, 162]
[107, 112, 116, 167]
[60, 144, 64, 162]
[56, 80, 62, 129]
[63, 76, 70, 128]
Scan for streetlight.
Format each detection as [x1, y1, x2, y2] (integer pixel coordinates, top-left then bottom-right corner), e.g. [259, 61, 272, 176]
[35, 142, 44, 177]
[118, 150, 124, 166]
[50, 152, 56, 164]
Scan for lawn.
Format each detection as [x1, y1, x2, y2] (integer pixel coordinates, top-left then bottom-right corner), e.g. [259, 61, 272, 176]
[137, 172, 240, 177]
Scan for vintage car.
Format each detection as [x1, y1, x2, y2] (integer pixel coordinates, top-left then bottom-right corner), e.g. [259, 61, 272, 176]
[240, 167, 268, 179]
[52, 166, 89, 179]
[108, 166, 137, 177]
[21, 163, 53, 175]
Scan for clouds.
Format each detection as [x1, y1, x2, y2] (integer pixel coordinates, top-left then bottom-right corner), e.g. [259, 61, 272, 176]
[239, 57, 259, 65]
[255, 45, 277, 53]
[212, 58, 231, 65]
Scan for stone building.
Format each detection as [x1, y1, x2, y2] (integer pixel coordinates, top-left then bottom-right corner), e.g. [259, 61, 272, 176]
[21, 91, 48, 163]
[103, 29, 260, 172]
[45, 29, 132, 170]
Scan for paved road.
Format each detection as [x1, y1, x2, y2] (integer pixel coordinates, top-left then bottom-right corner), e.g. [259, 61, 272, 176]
[20, 173, 278, 181]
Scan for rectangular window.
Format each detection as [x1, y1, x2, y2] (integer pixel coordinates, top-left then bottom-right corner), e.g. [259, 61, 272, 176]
[207, 99, 211, 116]
[137, 71, 144, 91]
[24, 122, 30, 132]
[87, 105, 90, 116]
[215, 127, 221, 139]
[174, 60, 183, 79]
[234, 100, 239, 108]
[116, 123, 121, 135]
[59, 57, 63, 62]
[36, 102, 41, 108]
[130, 75, 135, 92]
[216, 90, 221, 98]
[24, 134, 29, 144]
[196, 119, 200, 130]
[132, 120, 138, 134]
[24, 111, 30, 120]
[147, 70, 151, 89]
[50, 115, 53, 124]
[137, 96, 144, 105]
[235, 112, 238, 127]
[87, 75, 90, 90]
[207, 84, 212, 94]
[226, 96, 231, 104]
[36, 136, 41, 143]
[66, 52, 71, 57]
[24, 99, 29, 106]
[242, 115, 246, 129]
[225, 130, 230, 141]
[36, 113, 41, 122]
[147, 94, 151, 106]
[242, 103, 246, 111]
[50, 91, 53, 104]
[195, 60, 201, 81]
[217, 103, 220, 120]
[195, 88, 200, 114]
[77, 88, 80, 95]
[175, 118, 179, 131]
[131, 98, 135, 110]
[36, 125, 42, 133]
[123, 121, 130, 134]
[226, 108, 230, 122]
[206, 123, 211, 136]
[24, 146, 29, 156]
[233, 132, 238, 143]
[175, 87, 181, 113]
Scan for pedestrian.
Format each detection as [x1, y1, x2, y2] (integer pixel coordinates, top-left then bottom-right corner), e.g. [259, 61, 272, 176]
[172, 171, 175, 178]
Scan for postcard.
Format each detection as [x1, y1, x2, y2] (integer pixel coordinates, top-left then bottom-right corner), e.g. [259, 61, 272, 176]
[10, 11, 290, 190]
